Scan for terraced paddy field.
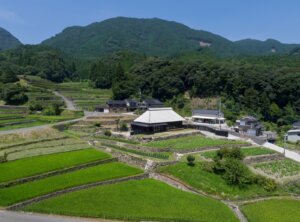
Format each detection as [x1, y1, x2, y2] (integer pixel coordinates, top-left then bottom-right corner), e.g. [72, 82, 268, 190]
[0, 149, 111, 183]
[24, 76, 112, 111]
[0, 162, 142, 206]
[241, 199, 300, 222]
[159, 162, 283, 199]
[254, 159, 300, 178]
[24, 178, 239, 222]
[201, 147, 276, 159]
[145, 135, 248, 150]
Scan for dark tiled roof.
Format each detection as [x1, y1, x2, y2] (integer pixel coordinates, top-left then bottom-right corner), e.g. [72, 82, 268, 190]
[107, 100, 127, 105]
[192, 109, 224, 117]
[143, 99, 163, 105]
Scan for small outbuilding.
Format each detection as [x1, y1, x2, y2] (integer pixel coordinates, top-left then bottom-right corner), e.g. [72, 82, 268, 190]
[131, 108, 185, 134]
[192, 109, 225, 124]
[235, 116, 263, 137]
[139, 99, 164, 109]
[106, 100, 127, 113]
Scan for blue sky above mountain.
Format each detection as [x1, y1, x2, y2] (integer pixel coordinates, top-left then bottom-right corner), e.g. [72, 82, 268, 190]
[0, 0, 299, 44]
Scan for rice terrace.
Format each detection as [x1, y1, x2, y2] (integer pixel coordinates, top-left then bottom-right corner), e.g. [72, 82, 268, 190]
[1, 1, 300, 222]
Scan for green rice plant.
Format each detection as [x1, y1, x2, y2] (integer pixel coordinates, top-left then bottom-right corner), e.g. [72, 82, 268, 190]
[241, 199, 300, 222]
[0, 149, 111, 183]
[0, 162, 142, 206]
[103, 143, 169, 160]
[24, 179, 238, 222]
[145, 135, 248, 150]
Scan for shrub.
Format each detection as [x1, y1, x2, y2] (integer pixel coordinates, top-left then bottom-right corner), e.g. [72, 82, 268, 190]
[187, 155, 195, 166]
[120, 122, 128, 131]
[42, 104, 62, 116]
[262, 178, 277, 192]
[94, 122, 102, 127]
[215, 147, 244, 161]
[201, 161, 214, 173]
[222, 158, 252, 186]
[29, 101, 44, 112]
[104, 130, 112, 137]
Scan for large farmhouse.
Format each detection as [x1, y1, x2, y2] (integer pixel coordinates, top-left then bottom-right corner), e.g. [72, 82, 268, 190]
[131, 108, 185, 134]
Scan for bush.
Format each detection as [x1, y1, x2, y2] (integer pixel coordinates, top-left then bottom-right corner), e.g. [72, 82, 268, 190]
[1, 83, 28, 105]
[29, 101, 44, 112]
[262, 178, 277, 192]
[201, 161, 214, 173]
[104, 130, 112, 137]
[42, 104, 62, 116]
[120, 122, 128, 131]
[222, 158, 252, 186]
[215, 147, 244, 161]
[187, 155, 195, 166]
[94, 122, 102, 127]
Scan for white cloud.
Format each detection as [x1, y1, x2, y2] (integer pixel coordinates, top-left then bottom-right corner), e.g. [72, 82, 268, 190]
[0, 8, 24, 24]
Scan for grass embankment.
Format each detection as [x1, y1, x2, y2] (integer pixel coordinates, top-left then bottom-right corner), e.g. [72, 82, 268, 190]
[145, 135, 248, 150]
[24, 179, 238, 222]
[0, 149, 110, 183]
[201, 147, 275, 159]
[241, 199, 300, 222]
[0, 162, 142, 206]
[95, 135, 139, 144]
[159, 162, 283, 199]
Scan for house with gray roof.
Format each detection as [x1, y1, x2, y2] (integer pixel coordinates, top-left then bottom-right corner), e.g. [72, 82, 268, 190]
[131, 108, 185, 134]
[292, 121, 300, 129]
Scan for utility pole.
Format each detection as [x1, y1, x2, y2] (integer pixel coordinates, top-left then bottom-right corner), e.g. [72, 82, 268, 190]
[283, 134, 287, 156]
[218, 97, 222, 130]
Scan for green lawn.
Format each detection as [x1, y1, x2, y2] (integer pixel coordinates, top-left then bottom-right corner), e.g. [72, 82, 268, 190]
[254, 159, 300, 178]
[145, 135, 247, 150]
[0, 149, 111, 183]
[0, 162, 142, 206]
[201, 147, 275, 159]
[159, 162, 282, 200]
[24, 179, 238, 222]
[241, 199, 300, 222]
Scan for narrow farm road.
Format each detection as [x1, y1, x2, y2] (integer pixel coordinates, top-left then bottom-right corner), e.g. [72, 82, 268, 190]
[0, 117, 84, 135]
[0, 210, 118, 222]
[53, 91, 77, 111]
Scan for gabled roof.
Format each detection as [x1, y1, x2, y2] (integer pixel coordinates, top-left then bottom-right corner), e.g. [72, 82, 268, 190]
[192, 109, 224, 117]
[143, 99, 164, 105]
[133, 108, 185, 124]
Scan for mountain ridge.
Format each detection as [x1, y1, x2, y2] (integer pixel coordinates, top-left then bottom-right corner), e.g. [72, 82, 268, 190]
[0, 27, 22, 51]
[41, 17, 300, 58]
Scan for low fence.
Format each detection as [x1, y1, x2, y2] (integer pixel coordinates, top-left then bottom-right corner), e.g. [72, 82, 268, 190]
[243, 153, 284, 164]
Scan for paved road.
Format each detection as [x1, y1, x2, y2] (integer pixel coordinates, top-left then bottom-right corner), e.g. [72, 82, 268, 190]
[53, 91, 77, 111]
[0, 210, 118, 222]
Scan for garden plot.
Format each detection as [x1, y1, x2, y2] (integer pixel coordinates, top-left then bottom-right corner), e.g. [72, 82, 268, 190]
[201, 147, 276, 159]
[241, 199, 300, 222]
[24, 179, 238, 222]
[253, 159, 300, 179]
[145, 135, 248, 151]
[0, 149, 111, 183]
[0, 162, 142, 206]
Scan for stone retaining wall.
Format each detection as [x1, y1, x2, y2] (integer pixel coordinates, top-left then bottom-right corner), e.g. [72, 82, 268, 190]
[173, 143, 248, 154]
[244, 154, 284, 164]
[7, 173, 149, 211]
[0, 158, 117, 188]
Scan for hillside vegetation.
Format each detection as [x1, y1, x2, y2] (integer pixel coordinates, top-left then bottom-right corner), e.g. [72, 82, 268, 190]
[0, 27, 21, 51]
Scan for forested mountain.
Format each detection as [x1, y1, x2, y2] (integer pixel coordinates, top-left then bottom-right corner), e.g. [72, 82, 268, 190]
[42, 17, 300, 58]
[0, 27, 22, 50]
[235, 39, 298, 55]
[0, 45, 75, 83]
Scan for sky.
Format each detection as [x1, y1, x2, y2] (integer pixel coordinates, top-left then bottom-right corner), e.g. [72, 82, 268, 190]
[0, 0, 299, 44]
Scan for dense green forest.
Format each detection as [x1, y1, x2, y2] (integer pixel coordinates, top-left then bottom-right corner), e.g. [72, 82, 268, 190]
[0, 27, 21, 51]
[42, 17, 300, 58]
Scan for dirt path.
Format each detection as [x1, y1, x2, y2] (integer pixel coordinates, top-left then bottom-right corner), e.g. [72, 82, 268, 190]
[53, 91, 77, 111]
[0, 117, 84, 135]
